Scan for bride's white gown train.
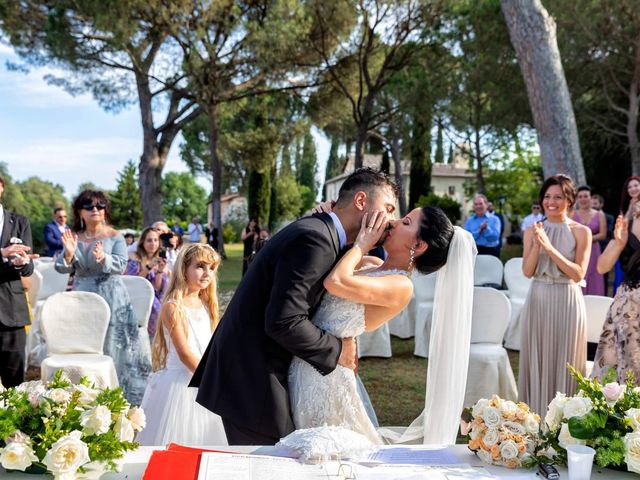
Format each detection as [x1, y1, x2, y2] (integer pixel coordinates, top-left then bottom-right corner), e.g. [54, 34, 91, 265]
[289, 269, 407, 444]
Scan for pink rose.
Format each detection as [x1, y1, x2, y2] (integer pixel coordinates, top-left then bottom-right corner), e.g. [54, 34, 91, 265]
[603, 382, 625, 403]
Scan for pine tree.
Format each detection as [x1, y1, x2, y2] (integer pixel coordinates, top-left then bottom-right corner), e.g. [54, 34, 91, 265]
[447, 143, 454, 165]
[280, 143, 292, 175]
[248, 168, 271, 226]
[110, 160, 142, 229]
[299, 131, 318, 200]
[434, 121, 444, 163]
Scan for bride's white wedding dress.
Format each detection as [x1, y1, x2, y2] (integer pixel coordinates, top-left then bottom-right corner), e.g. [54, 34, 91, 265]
[288, 269, 407, 444]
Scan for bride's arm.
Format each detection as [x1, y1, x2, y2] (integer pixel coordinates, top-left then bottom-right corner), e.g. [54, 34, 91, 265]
[324, 212, 413, 310]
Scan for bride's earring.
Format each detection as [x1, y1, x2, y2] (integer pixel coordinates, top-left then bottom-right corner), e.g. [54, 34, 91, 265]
[409, 246, 416, 270]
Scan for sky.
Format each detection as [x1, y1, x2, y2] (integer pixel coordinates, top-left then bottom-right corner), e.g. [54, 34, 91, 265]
[0, 43, 329, 200]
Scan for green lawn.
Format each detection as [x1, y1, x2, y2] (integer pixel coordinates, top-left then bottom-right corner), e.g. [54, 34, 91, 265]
[218, 243, 244, 292]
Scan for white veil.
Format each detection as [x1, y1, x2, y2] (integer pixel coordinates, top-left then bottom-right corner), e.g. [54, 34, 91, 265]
[379, 227, 477, 445]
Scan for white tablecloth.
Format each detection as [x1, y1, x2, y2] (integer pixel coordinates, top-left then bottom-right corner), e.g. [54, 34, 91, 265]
[0, 445, 635, 479]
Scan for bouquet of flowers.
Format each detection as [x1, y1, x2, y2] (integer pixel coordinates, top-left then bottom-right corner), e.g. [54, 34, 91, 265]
[462, 394, 540, 469]
[538, 365, 640, 474]
[0, 372, 145, 479]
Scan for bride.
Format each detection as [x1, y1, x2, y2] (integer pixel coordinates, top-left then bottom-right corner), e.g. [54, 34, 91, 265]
[289, 205, 476, 445]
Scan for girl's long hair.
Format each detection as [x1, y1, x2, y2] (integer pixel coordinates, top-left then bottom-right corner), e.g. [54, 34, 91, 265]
[135, 227, 159, 264]
[151, 244, 221, 371]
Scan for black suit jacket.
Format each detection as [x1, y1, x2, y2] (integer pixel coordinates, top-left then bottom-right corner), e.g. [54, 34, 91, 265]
[191, 213, 343, 438]
[0, 210, 34, 328]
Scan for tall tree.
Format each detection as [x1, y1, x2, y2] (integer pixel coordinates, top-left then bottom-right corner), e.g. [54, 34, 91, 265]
[0, 1, 201, 225]
[299, 131, 318, 201]
[110, 160, 142, 229]
[161, 172, 208, 225]
[501, 0, 586, 184]
[434, 120, 445, 163]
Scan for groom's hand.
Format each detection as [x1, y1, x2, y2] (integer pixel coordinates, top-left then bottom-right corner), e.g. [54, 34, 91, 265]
[338, 337, 357, 370]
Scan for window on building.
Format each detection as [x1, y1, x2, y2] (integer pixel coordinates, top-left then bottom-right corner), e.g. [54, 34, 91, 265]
[448, 185, 456, 196]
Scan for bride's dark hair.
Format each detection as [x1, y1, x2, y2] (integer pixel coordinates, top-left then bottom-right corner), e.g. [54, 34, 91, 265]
[415, 206, 455, 275]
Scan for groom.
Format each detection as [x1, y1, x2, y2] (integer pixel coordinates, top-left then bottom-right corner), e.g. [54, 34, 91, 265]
[191, 168, 398, 445]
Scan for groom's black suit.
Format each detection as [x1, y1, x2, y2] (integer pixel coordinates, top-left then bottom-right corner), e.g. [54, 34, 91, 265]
[191, 213, 344, 443]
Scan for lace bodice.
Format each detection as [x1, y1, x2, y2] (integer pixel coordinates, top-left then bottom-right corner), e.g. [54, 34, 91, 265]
[311, 268, 408, 338]
[164, 302, 212, 371]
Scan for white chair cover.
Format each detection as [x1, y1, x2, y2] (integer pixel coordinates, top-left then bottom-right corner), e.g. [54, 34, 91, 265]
[25, 270, 44, 369]
[40, 292, 118, 388]
[34, 260, 70, 301]
[502, 258, 533, 350]
[584, 295, 614, 376]
[473, 254, 504, 287]
[388, 299, 415, 339]
[357, 324, 391, 358]
[412, 272, 437, 357]
[464, 287, 518, 407]
[121, 275, 155, 364]
[27, 269, 42, 310]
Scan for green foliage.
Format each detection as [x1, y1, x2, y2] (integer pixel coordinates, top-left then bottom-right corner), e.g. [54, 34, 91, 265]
[273, 173, 303, 223]
[161, 172, 208, 224]
[418, 193, 462, 224]
[247, 169, 271, 225]
[109, 160, 142, 229]
[299, 131, 318, 200]
[434, 121, 445, 163]
[222, 224, 237, 243]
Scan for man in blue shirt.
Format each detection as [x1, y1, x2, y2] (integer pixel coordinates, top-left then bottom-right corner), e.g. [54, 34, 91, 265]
[464, 194, 501, 258]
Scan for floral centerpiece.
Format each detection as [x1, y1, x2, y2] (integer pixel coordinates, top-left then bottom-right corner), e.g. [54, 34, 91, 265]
[462, 394, 540, 469]
[0, 372, 145, 479]
[537, 365, 640, 475]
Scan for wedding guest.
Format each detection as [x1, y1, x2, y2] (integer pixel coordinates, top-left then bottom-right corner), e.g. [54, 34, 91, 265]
[592, 193, 615, 294]
[127, 221, 170, 253]
[464, 194, 501, 257]
[188, 217, 203, 243]
[124, 233, 135, 247]
[519, 174, 590, 416]
[125, 227, 169, 337]
[204, 222, 219, 252]
[621, 176, 640, 219]
[521, 204, 544, 232]
[241, 218, 259, 276]
[171, 221, 184, 237]
[136, 244, 227, 446]
[591, 210, 640, 383]
[165, 232, 183, 271]
[43, 207, 68, 257]
[56, 190, 151, 404]
[572, 185, 606, 295]
[0, 175, 36, 387]
[487, 201, 505, 254]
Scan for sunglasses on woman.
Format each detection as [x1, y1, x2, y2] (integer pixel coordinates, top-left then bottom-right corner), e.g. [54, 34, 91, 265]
[81, 202, 107, 211]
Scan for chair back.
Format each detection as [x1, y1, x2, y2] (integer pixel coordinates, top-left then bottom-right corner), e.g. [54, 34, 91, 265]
[584, 295, 614, 344]
[40, 292, 110, 355]
[474, 255, 504, 287]
[28, 269, 43, 310]
[121, 275, 154, 329]
[470, 287, 511, 344]
[35, 261, 70, 301]
[412, 271, 437, 303]
[35, 257, 54, 263]
[504, 257, 531, 299]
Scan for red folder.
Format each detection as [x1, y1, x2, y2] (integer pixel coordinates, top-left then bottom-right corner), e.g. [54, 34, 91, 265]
[142, 444, 237, 480]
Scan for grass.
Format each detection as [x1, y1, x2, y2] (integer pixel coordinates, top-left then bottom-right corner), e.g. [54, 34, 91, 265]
[218, 243, 244, 292]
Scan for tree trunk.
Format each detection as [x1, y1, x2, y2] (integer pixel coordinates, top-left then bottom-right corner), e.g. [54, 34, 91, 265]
[629, 38, 640, 175]
[474, 128, 486, 194]
[207, 104, 225, 257]
[389, 125, 407, 216]
[354, 123, 367, 170]
[501, 0, 586, 184]
[409, 112, 432, 208]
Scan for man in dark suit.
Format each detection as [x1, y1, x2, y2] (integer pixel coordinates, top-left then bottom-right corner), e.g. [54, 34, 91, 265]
[191, 168, 398, 445]
[43, 207, 68, 257]
[0, 175, 36, 387]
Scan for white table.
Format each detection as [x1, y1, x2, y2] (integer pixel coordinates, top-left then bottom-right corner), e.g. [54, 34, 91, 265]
[0, 445, 636, 479]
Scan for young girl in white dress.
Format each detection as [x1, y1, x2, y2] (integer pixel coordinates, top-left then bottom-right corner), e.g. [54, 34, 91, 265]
[136, 244, 228, 446]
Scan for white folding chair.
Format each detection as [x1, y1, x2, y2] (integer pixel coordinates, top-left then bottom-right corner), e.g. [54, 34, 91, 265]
[357, 324, 392, 358]
[464, 287, 518, 407]
[388, 272, 420, 339]
[40, 292, 118, 388]
[584, 295, 614, 377]
[413, 272, 437, 357]
[34, 260, 70, 303]
[27, 269, 43, 311]
[474, 254, 504, 287]
[502, 258, 532, 350]
[121, 275, 154, 361]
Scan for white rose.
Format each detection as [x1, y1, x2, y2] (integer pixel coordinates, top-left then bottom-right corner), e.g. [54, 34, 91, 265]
[626, 409, 640, 432]
[500, 440, 520, 460]
[472, 398, 490, 418]
[483, 407, 502, 428]
[500, 400, 518, 417]
[545, 393, 569, 430]
[558, 423, 587, 449]
[483, 429, 500, 446]
[43, 431, 90, 478]
[563, 397, 593, 420]
[127, 407, 146, 432]
[476, 448, 493, 465]
[0, 442, 38, 471]
[73, 384, 99, 407]
[625, 431, 640, 474]
[524, 414, 540, 434]
[46, 388, 71, 404]
[113, 414, 135, 442]
[15, 380, 45, 394]
[502, 421, 526, 436]
[80, 405, 112, 436]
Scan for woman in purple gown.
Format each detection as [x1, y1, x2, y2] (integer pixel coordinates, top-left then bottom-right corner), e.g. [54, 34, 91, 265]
[572, 185, 606, 295]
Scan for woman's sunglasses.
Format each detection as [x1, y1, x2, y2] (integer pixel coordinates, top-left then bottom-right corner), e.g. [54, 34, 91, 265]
[81, 202, 107, 211]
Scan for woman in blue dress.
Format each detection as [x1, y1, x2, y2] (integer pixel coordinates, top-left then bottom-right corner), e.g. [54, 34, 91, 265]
[55, 190, 151, 404]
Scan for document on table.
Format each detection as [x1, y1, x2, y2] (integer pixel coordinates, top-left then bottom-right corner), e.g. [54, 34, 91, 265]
[197, 452, 331, 480]
[365, 445, 462, 465]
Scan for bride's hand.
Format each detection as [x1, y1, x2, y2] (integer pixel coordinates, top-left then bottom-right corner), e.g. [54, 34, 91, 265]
[312, 200, 335, 214]
[354, 211, 387, 252]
